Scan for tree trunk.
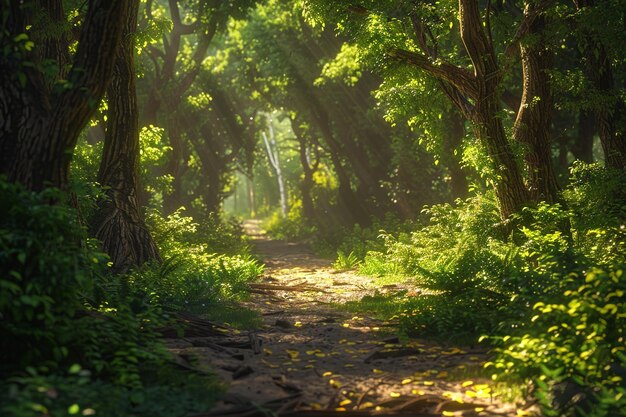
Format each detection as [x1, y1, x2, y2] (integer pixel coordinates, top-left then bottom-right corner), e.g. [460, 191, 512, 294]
[90, 0, 160, 273]
[513, 7, 560, 202]
[0, 0, 127, 191]
[459, 0, 528, 218]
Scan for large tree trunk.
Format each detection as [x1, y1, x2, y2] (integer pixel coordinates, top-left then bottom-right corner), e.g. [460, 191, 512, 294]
[90, 0, 160, 273]
[0, 0, 127, 191]
[459, 0, 528, 218]
[513, 7, 560, 202]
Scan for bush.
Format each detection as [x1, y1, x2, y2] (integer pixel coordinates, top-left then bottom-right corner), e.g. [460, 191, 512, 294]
[489, 267, 626, 417]
[0, 179, 107, 371]
[0, 363, 220, 417]
[265, 203, 316, 241]
[140, 207, 263, 314]
[0, 179, 224, 416]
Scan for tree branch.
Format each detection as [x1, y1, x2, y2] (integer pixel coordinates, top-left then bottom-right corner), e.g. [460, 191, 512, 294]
[388, 48, 479, 100]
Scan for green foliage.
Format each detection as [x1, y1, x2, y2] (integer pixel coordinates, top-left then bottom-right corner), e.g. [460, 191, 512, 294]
[265, 204, 316, 241]
[336, 163, 625, 403]
[332, 250, 361, 271]
[139, 125, 173, 203]
[0, 179, 223, 416]
[0, 178, 107, 370]
[141, 208, 263, 315]
[147, 208, 250, 256]
[564, 162, 626, 266]
[489, 267, 626, 417]
[338, 164, 625, 341]
[0, 363, 220, 417]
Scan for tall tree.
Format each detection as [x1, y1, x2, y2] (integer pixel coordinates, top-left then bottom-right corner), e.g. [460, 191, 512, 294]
[0, 0, 127, 190]
[90, 0, 161, 273]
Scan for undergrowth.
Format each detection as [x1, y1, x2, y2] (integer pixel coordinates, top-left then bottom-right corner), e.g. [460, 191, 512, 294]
[334, 163, 626, 416]
[0, 179, 262, 416]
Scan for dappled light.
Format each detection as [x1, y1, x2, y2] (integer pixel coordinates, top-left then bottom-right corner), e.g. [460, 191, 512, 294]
[1, 0, 624, 417]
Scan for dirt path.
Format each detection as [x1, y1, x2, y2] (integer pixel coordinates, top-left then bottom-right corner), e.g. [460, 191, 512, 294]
[169, 220, 524, 417]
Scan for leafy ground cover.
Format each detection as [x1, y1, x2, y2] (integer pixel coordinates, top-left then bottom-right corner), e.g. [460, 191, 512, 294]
[0, 179, 262, 417]
[297, 163, 626, 416]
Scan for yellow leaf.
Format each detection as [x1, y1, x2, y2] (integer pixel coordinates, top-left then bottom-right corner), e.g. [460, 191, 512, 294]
[475, 407, 485, 412]
[360, 402, 374, 409]
[329, 379, 342, 388]
[335, 407, 346, 411]
[286, 349, 299, 359]
[295, 321, 303, 327]
[342, 323, 350, 328]
[442, 412, 455, 416]
[304, 365, 314, 369]
[323, 371, 333, 377]
[462, 380, 474, 387]
[372, 369, 384, 374]
[339, 399, 352, 406]
[411, 389, 425, 395]
[344, 364, 354, 368]
[390, 392, 401, 398]
[401, 378, 412, 385]
[423, 381, 434, 386]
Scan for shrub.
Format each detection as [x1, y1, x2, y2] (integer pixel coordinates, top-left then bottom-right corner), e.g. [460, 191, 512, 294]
[265, 203, 316, 241]
[140, 207, 263, 314]
[0, 179, 108, 371]
[0, 179, 224, 416]
[489, 267, 626, 417]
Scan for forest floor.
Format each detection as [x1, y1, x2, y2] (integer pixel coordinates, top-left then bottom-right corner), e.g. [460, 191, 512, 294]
[166, 220, 527, 417]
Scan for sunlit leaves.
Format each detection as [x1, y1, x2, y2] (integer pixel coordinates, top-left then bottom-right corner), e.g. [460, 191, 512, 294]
[315, 43, 362, 86]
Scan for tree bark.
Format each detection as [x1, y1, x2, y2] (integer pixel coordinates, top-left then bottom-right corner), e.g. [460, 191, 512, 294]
[512, 6, 560, 202]
[0, 0, 128, 191]
[90, 0, 160, 273]
[458, 0, 529, 218]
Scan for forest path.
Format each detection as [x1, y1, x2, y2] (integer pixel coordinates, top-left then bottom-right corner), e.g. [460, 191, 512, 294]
[173, 220, 522, 417]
